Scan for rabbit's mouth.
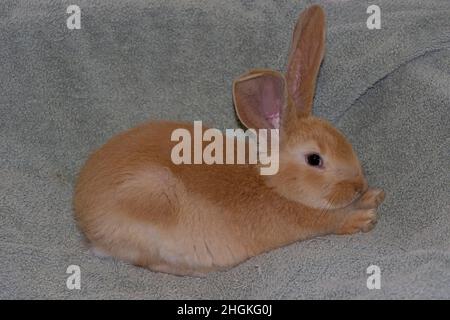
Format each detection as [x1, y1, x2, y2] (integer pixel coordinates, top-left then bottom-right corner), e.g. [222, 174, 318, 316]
[324, 180, 367, 209]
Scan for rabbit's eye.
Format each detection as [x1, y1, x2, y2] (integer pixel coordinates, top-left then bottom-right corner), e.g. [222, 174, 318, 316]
[306, 153, 323, 168]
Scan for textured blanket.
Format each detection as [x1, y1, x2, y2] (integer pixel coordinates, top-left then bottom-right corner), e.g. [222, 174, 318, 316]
[0, 0, 449, 299]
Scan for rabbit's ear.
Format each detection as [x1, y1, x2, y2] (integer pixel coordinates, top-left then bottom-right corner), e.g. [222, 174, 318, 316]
[286, 5, 326, 117]
[233, 69, 287, 129]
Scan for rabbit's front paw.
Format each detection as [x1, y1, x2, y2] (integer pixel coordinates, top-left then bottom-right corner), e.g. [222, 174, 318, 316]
[357, 188, 385, 209]
[336, 208, 378, 234]
[335, 188, 385, 235]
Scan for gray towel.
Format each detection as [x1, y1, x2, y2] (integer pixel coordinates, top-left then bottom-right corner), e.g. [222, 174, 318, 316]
[0, 0, 449, 299]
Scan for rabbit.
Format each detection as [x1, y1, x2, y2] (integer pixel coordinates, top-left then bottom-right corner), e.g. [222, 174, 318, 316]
[74, 5, 385, 276]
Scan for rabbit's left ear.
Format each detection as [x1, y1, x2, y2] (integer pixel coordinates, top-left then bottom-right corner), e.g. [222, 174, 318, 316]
[232, 69, 287, 129]
[286, 5, 326, 117]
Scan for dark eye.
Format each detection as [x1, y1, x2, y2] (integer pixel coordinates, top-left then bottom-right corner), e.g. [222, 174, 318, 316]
[306, 153, 323, 167]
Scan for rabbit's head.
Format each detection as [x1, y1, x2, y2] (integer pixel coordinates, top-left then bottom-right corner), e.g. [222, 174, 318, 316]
[233, 5, 367, 210]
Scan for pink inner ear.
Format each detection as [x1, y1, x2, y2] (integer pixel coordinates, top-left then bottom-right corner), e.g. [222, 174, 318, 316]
[266, 112, 280, 129]
[234, 71, 285, 130]
[260, 80, 282, 129]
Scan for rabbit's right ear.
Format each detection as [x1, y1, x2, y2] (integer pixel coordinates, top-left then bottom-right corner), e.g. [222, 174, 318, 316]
[233, 69, 287, 130]
[286, 5, 326, 117]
